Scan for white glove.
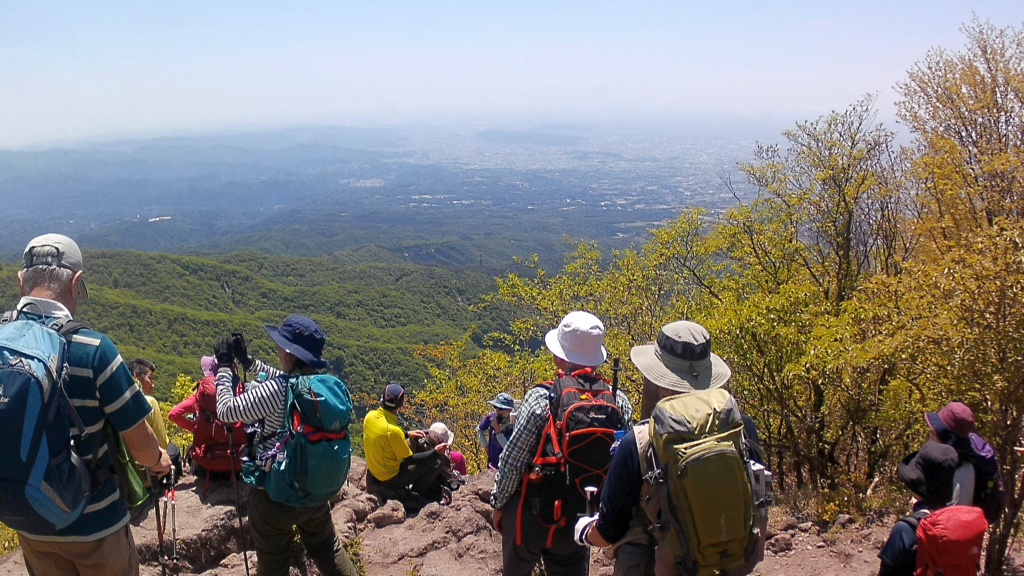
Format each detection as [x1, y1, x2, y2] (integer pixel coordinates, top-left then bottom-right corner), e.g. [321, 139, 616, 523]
[574, 515, 599, 546]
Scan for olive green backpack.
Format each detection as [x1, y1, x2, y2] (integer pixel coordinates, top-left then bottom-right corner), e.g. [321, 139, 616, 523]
[639, 389, 763, 575]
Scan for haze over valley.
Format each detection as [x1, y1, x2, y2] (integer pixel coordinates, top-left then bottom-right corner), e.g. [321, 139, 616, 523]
[0, 121, 771, 270]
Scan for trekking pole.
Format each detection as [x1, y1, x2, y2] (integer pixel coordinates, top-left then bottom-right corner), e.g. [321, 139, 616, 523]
[151, 477, 168, 576]
[170, 466, 178, 563]
[585, 486, 598, 516]
[228, 427, 252, 576]
[160, 489, 168, 550]
[610, 357, 621, 397]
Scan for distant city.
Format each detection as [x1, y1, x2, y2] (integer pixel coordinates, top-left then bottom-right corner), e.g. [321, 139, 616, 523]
[0, 121, 781, 269]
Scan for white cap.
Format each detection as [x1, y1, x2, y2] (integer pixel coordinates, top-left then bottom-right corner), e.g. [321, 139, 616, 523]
[544, 311, 608, 367]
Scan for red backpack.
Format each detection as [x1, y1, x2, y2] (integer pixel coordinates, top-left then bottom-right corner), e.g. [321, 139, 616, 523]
[902, 506, 988, 576]
[189, 376, 248, 477]
[517, 368, 625, 547]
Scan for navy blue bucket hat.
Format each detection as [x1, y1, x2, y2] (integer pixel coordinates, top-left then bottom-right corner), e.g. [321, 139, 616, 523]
[488, 392, 515, 411]
[264, 315, 329, 370]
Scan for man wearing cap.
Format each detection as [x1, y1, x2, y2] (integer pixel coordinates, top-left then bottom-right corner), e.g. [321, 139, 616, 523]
[573, 320, 764, 576]
[12, 234, 171, 576]
[877, 441, 961, 576]
[491, 311, 634, 576]
[478, 392, 516, 469]
[363, 383, 450, 510]
[213, 315, 358, 576]
[924, 401, 1004, 522]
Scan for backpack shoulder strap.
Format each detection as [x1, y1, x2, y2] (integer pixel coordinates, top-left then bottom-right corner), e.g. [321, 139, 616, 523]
[634, 420, 661, 527]
[898, 509, 930, 532]
[56, 320, 87, 336]
[635, 420, 653, 479]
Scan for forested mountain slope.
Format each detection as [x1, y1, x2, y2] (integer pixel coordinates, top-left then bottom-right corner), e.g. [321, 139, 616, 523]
[0, 249, 502, 401]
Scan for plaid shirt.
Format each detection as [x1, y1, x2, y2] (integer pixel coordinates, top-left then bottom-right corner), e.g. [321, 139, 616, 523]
[490, 383, 633, 509]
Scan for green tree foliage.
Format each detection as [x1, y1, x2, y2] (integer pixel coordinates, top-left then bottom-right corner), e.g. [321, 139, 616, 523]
[888, 18, 1024, 572]
[161, 374, 197, 451]
[415, 17, 1024, 573]
[0, 250, 502, 402]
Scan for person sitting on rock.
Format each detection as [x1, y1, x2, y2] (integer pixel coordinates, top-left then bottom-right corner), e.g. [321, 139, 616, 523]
[431, 421, 468, 476]
[363, 383, 449, 511]
[877, 441, 961, 576]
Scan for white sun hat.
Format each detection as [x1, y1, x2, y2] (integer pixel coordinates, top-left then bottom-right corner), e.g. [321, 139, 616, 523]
[429, 422, 455, 445]
[544, 311, 608, 367]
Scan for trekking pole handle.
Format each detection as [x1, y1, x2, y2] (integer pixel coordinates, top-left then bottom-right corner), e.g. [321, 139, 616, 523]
[585, 486, 598, 516]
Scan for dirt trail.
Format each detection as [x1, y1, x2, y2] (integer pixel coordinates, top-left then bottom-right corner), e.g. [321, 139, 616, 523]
[1, 458, 1020, 575]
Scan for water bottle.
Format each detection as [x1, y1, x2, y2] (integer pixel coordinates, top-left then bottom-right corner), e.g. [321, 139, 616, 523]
[609, 430, 625, 456]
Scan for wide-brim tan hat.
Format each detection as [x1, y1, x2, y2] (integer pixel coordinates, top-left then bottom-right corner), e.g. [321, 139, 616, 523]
[631, 321, 731, 392]
[544, 310, 608, 367]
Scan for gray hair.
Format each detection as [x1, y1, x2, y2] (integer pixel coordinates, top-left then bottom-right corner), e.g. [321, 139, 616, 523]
[21, 246, 74, 295]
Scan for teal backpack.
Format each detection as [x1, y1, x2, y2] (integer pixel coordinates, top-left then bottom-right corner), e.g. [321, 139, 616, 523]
[264, 374, 353, 507]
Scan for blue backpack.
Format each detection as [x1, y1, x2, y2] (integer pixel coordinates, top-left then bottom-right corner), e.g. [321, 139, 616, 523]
[0, 316, 102, 533]
[264, 374, 353, 507]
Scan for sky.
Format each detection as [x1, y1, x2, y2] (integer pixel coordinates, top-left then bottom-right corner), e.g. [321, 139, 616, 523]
[1, 1, 1021, 148]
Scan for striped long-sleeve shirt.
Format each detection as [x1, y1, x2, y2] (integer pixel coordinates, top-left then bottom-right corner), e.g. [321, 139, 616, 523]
[215, 359, 285, 460]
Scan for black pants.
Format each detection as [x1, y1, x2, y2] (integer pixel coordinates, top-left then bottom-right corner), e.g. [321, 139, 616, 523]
[500, 491, 590, 576]
[247, 488, 358, 576]
[367, 457, 444, 508]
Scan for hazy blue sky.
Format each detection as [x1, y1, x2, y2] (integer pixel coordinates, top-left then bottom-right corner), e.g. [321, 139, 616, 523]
[1, 1, 1021, 148]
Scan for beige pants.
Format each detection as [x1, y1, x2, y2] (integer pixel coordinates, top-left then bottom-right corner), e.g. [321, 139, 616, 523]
[19, 525, 139, 576]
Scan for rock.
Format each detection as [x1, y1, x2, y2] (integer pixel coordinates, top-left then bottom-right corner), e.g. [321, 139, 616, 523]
[797, 522, 814, 533]
[816, 541, 827, 549]
[767, 533, 793, 553]
[835, 514, 855, 528]
[367, 499, 407, 528]
[780, 516, 800, 531]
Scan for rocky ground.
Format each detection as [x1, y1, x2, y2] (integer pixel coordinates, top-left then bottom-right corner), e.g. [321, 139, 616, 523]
[1, 458, 1021, 575]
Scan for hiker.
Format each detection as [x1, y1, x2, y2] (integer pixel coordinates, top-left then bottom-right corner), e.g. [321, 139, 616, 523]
[491, 311, 633, 576]
[429, 421, 468, 476]
[166, 356, 248, 487]
[363, 383, 450, 510]
[431, 421, 468, 476]
[212, 315, 358, 576]
[924, 401, 1004, 522]
[878, 441, 988, 576]
[478, 392, 515, 469]
[4, 234, 170, 576]
[129, 357, 169, 451]
[573, 320, 768, 576]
